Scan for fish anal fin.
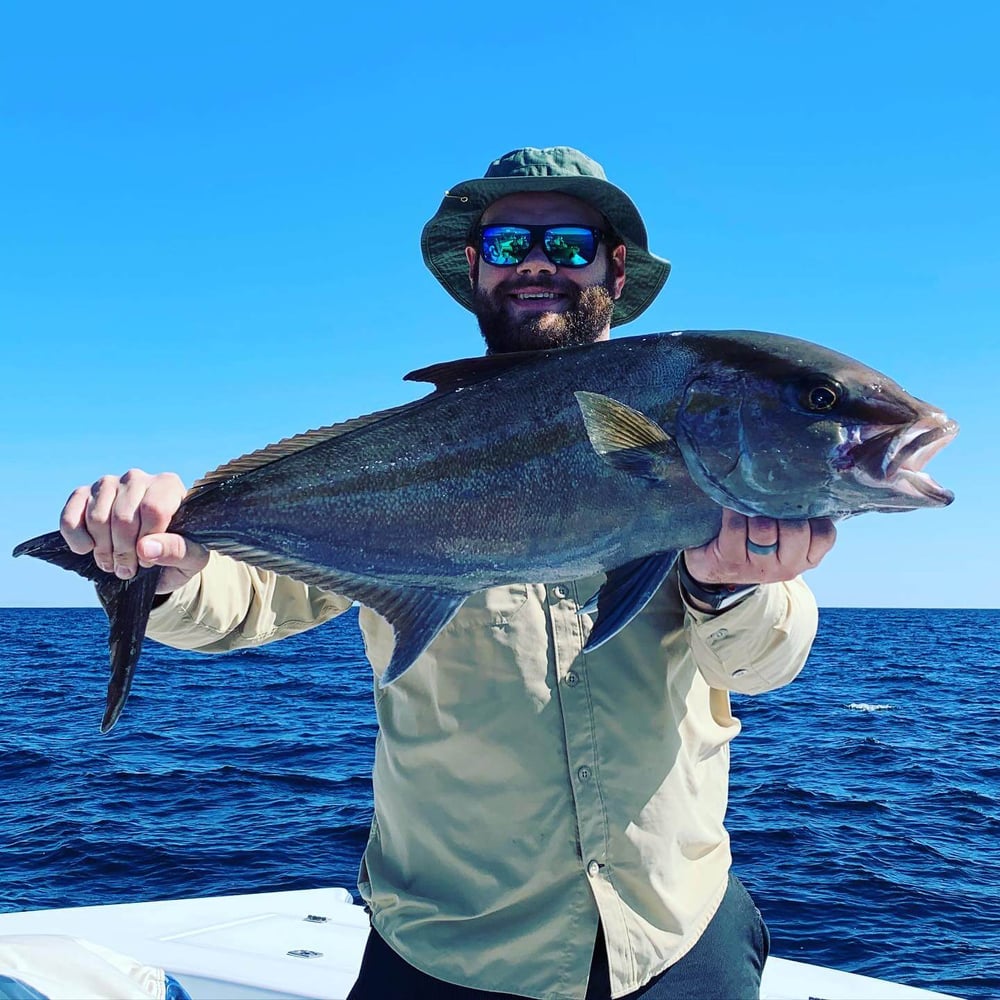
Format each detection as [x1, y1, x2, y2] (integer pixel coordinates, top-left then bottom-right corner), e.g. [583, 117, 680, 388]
[575, 392, 677, 481]
[187, 537, 372, 598]
[582, 551, 679, 652]
[376, 589, 466, 686]
[186, 536, 465, 686]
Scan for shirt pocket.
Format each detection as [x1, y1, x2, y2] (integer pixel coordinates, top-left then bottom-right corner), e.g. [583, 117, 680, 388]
[453, 584, 531, 628]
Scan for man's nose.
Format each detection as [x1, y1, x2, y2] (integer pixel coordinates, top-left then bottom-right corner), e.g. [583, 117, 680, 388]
[516, 242, 557, 275]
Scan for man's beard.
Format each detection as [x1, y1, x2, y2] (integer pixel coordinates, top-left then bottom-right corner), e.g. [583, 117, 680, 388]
[471, 276, 617, 354]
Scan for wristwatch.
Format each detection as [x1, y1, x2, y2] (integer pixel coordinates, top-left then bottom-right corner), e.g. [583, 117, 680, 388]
[677, 557, 758, 613]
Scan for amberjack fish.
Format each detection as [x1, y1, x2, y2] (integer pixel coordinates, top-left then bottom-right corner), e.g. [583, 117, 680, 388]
[14, 330, 957, 732]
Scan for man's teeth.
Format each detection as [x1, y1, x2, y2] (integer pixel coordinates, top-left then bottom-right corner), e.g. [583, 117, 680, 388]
[516, 292, 557, 299]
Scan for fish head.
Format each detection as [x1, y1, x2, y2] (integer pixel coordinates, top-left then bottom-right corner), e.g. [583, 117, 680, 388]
[673, 334, 958, 520]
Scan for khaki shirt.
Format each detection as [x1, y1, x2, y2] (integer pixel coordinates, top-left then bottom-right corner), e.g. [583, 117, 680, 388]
[148, 551, 817, 1000]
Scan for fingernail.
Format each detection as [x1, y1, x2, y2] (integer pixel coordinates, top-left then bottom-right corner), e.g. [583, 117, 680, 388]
[143, 540, 163, 559]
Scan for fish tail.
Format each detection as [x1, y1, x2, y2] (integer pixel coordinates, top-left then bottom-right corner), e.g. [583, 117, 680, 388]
[13, 531, 161, 733]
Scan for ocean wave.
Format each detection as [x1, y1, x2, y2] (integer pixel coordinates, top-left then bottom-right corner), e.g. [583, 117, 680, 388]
[4, 606, 998, 999]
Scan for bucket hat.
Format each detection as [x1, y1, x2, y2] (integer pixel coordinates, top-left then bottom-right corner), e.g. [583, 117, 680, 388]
[421, 146, 671, 328]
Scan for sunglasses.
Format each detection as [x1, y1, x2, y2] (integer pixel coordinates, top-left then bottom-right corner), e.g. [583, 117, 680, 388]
[477, 224, 604, 268]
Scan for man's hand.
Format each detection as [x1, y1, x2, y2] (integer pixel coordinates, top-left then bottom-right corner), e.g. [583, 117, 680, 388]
[682, 510, 837, 586]
[59, 469, 209, 594]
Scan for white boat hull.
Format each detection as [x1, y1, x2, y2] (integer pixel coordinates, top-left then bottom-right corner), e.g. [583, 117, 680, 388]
[0, 888, 959, 999]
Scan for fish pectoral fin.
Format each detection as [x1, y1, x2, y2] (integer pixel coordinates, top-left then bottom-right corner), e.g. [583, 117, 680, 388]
[374, 588, 467, 687]
[574, 392, 677, 481]
[582, 551, 680, 652]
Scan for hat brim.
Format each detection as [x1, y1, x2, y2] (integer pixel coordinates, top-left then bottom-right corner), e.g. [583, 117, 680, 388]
[421, 175, 670, 328]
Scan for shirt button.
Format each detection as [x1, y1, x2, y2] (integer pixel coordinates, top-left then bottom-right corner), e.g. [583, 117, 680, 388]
[565, 671, 580, 687]
[731, 668, 748, 677]
[712, 628, 729, 640]
[577, 765, 592, 781]
[552, 585, 568, 600]
[587, 860, 601, 877]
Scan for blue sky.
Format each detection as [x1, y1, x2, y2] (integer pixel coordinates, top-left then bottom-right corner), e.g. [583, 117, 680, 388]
[1, 2, 995, 608]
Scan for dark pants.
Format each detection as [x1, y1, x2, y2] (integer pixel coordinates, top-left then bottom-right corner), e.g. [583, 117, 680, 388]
[347, 873, 770, 1000]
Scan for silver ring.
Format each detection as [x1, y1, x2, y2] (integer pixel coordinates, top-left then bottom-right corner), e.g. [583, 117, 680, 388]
[747, 539, 779, 556]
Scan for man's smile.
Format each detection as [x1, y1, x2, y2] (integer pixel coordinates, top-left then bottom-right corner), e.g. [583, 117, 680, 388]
[507, 286, 571, 311]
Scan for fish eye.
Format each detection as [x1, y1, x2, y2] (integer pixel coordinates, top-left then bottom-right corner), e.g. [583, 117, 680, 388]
[801, 379, 841, 412]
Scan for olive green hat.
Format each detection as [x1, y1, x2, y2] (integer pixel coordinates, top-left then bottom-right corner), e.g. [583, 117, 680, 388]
[421, 146, 671, 328]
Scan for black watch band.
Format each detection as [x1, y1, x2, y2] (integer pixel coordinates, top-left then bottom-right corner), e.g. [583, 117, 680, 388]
[678, 558, 759, 612]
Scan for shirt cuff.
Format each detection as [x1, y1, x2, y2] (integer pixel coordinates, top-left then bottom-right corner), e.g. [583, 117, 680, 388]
[683, 577, 819, 694]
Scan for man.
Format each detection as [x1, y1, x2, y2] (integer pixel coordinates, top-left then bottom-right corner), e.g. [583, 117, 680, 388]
[60, 147, 836, 999]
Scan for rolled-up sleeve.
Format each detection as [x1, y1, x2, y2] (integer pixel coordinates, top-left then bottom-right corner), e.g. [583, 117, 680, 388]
[146, 550, 352, 652]
[682, 576, 818, 694]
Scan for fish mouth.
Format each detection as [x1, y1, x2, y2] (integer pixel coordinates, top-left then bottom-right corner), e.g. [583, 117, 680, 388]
[846, 414, 958, 506]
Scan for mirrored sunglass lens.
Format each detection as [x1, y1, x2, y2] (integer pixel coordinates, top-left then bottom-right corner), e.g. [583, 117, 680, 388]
[481, 226, 532, 265]
[543, 227, 598, 266]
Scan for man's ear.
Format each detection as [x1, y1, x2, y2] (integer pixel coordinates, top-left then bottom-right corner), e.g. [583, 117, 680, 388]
[465, 246, 477, 289]
[612, 243, 627, 300]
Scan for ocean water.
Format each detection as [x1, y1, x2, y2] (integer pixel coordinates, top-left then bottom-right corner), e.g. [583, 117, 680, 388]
[1, 606, 997, 998]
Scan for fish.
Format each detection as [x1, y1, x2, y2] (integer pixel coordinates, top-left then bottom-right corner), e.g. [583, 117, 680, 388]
[14, 330, 957, 733]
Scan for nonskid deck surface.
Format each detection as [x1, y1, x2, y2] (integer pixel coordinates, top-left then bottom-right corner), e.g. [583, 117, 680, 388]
[0, 888, 960, 1000]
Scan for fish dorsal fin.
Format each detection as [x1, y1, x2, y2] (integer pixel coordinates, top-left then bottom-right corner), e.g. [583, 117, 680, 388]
[191, 350, 550, 498]
[405, 349, 549, 392]
[574, 391, 678, 481]
[185, 400, 421, 499]
[581, 551, 680, 651]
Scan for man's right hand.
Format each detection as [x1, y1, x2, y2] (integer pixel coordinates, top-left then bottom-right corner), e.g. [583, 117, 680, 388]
[59, 469, 209, 594]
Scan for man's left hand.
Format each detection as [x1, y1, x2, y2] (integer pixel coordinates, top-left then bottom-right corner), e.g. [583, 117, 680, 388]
[682, 510, 837, 586]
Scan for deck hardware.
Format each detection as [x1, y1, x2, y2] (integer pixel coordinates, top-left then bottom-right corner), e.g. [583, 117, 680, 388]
[288, 949, 324, 958]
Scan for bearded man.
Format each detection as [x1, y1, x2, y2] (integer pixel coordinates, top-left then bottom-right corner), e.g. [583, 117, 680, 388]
[59, 147, 835, 999]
